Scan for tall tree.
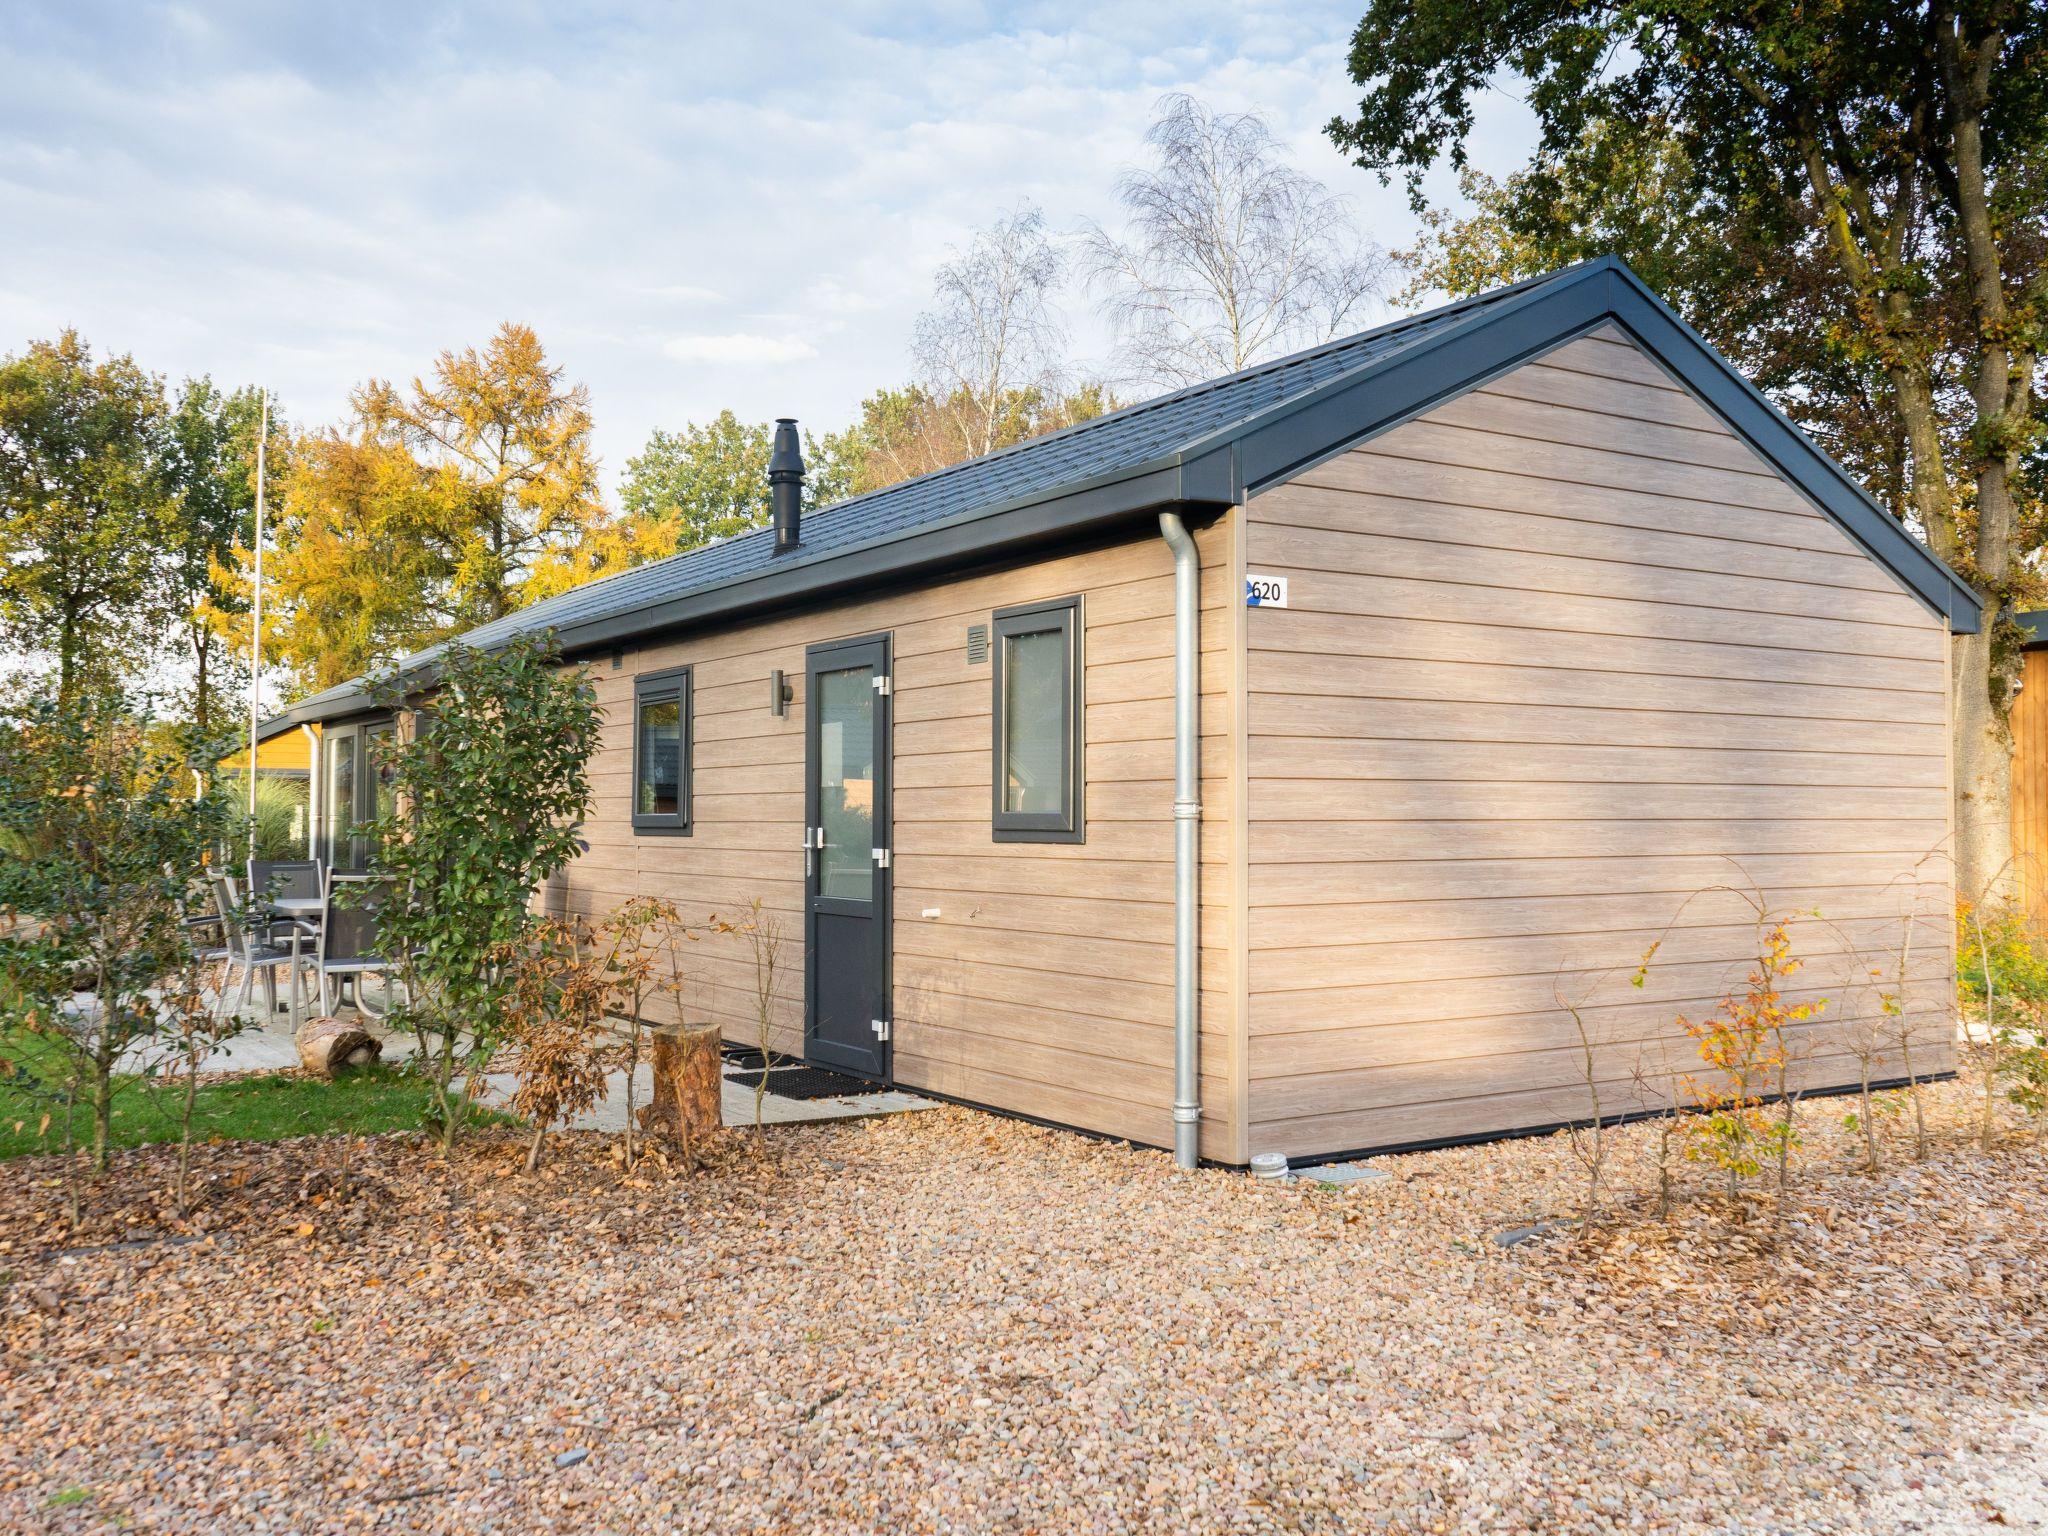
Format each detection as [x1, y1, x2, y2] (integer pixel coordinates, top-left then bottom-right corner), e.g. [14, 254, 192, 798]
[0, 332, 172, 700]
[353, 323, 606, 621]
[163, 379, 284, 733]
[1395, 130, 1929, 522]
[266, 428, 455, 693]
[1329, 0, 2048, 900]
[615, 410, 854, 559]
[914, 206, 1072, 459]
[1084, 93, 1395, 386]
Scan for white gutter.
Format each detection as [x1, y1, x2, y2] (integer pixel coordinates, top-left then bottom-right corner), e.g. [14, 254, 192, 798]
[1158, 511, 1202, 1169]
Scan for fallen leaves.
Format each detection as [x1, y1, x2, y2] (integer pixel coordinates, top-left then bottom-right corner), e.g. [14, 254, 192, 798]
[0, 1083, 2041, 1534]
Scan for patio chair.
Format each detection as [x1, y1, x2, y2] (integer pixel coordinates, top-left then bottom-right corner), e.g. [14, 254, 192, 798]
[205, 871, 312, 1024]
[248, 858, 323, 944]
[316, 870, 399, 1019]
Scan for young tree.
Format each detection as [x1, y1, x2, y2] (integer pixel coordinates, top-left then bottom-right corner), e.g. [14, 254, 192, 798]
[0, 694, 238, 1174]
[353, 323, 607, 623]
[365, 634, 600, 1151]
[1328, 1, 2048, 901]
[1084, 94, 1394, 387]
[163, 379, 285, 735]
[915, 205, 1072, 459]
[0, 332, 173, 700]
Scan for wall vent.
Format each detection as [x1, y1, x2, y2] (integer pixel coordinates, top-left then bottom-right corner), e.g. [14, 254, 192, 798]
[966, 623, 989, 664]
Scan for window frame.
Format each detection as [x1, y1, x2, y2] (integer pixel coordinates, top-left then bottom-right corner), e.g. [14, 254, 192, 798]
[990, 594, 1085, 844]
[631, 665, 693, 836]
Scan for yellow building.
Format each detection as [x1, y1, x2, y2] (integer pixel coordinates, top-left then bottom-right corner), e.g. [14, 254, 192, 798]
[217, 716, 319, 778]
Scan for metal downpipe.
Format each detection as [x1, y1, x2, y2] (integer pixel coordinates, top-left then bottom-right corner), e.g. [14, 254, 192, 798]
[1158, 511, 1201, 1169]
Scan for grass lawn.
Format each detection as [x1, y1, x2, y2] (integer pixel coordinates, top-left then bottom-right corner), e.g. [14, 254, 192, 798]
[0, 1031, 511, 1159]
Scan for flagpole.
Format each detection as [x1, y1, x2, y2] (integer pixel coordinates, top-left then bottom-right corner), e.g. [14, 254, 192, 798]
[248, 389, 268, 852]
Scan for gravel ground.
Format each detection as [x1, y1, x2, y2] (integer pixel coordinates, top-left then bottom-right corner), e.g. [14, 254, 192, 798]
[2, 1077, 2044, 1534]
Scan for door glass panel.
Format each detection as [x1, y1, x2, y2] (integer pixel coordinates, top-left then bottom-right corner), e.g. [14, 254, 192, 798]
[817, 664, 874, 902]
[1002, 626, 1066, 813]
[325, 730, 356, 867]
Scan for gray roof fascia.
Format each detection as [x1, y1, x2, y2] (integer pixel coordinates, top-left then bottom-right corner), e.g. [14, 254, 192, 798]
[281, 254, 1979, 726]
[285, 451, 1235, 723]
[1184, 257, 1979, 633]
[1594, 263, 1980, 632]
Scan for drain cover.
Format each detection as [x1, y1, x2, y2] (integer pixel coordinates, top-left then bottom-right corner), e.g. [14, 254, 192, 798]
[1291, 1161, 1392, 1187]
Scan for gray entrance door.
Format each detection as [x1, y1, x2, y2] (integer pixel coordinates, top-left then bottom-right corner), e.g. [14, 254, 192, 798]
[804, 633, 891, 1080]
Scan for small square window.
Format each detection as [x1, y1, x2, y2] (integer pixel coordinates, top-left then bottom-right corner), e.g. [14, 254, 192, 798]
[632, 666, 692, 834]
[991, 595, 1083, 842]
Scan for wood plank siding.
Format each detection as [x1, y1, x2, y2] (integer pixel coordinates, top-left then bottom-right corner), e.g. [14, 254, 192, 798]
[1243, 326, 1956, 1159]
[554, 522, 1243, 1160]
[2012, 647, 2048, 918]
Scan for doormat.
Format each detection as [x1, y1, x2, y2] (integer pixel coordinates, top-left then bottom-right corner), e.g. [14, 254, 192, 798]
[725, 1066, 881, 1101]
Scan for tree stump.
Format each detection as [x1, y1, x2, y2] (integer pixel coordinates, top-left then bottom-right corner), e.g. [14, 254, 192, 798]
[637, 1022, 722, 1160]
[296, 1016, 383, 1077]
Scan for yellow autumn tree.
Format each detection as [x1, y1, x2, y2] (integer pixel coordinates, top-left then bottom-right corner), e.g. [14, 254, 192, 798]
[263, 429, 453, 693]
[353, 322, 608, 621]
[263, 325, 610, 695]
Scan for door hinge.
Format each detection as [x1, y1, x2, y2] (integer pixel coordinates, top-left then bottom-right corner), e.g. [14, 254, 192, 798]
[871, 847, 891, 868]
[872, 674, 892, 696]
[871, 1018, 891, 1041]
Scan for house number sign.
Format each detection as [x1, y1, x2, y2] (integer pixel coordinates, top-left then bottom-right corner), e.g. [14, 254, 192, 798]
[1244, 573, 1290, 607]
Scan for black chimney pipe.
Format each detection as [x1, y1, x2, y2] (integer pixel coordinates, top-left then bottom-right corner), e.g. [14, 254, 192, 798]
[768, 418, 804, 554]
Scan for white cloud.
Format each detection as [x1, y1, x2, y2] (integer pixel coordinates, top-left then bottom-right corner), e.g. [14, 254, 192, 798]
[0, 1, 1537, 485]
[661, 332, 818, 365]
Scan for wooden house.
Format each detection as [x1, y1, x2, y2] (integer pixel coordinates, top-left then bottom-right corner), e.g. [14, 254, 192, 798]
[278, 259, 1976, 1166]
[2009, 613, 2048, 917]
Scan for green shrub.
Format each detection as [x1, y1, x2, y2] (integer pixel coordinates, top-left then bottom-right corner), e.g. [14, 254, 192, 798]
[1957, 900, 2048, 1140]
[366, 635, 600, 1151]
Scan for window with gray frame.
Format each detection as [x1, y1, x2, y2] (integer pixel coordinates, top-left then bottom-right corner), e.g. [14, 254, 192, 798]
[632, 666, 692, 834]
[991, 595, 1084, 842]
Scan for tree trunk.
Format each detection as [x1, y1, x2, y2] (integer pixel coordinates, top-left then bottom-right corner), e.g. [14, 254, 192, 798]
[638, 1022, 721, 1161]
[1953, 623, 2015, 905]
[296, 1016, 382, 1076]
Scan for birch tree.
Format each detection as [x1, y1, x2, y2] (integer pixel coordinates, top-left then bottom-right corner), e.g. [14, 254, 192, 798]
[1085, 94, 1394, 387]
[913, 205, 1072, 458]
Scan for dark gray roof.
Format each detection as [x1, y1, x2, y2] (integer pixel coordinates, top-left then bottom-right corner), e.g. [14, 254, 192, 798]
[288, 257, 1979, 721]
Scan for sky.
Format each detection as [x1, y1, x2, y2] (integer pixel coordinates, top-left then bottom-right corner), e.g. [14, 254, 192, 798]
[0, 1, 1536, 491]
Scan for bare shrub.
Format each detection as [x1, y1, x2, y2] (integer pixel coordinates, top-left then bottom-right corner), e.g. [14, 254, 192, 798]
[504, 918, 615, 1173]
[738, 897, 788, 1131]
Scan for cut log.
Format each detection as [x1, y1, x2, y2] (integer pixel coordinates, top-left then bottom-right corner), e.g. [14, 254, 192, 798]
[638, 1022, 722, 1160]
[296, 1016, 383, 1077]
